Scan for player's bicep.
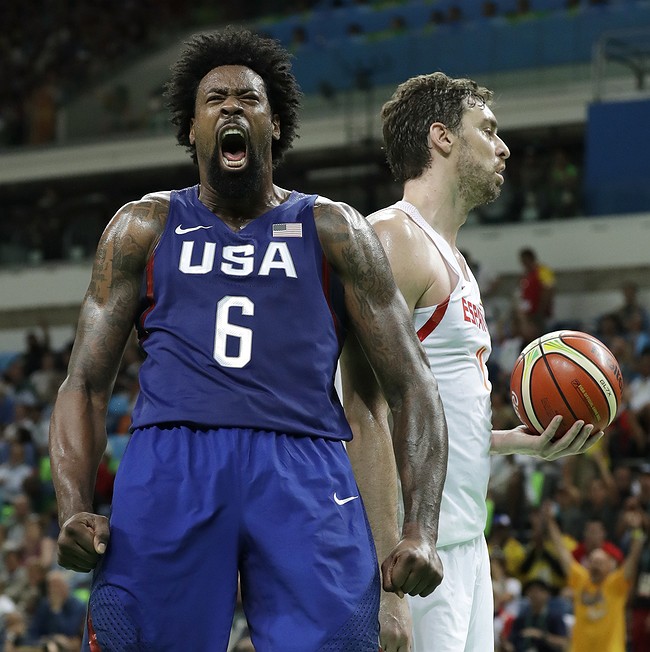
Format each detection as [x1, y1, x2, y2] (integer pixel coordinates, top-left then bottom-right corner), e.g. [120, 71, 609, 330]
[66, 202, 162, 392]
[315, 200, 427, 405]
[370, 222, 422, 315]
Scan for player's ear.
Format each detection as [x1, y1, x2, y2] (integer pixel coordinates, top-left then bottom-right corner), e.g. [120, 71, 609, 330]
[189, 118, 196, 145]
[272, 114, 280, 141]
[429, 122, 453, 154]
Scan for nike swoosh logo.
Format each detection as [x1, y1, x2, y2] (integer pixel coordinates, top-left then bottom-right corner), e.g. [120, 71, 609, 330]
[333, 492, 359, 506]
[175, 224, 213, 235]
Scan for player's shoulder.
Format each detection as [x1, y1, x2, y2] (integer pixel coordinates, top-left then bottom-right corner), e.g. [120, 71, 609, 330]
[140, 190, 172, 205]
[312, 195, 366, 231]
[313, 194, 356, 215]
[367, 205, 430, 253]
[367, 205, 410, 230]
[114, 190, 171, 224]
[104, 190, 172, 255]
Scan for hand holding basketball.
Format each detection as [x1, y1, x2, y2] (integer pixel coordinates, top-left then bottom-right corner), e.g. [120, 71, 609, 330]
[510, 330, 623, 439]
[498, 415, 603, 460]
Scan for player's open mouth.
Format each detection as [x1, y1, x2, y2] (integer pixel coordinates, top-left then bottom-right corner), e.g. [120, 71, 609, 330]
[219, 127, 248, 169]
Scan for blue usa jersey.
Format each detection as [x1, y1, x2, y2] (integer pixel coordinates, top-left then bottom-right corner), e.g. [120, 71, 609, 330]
[130, 185, 352, 440]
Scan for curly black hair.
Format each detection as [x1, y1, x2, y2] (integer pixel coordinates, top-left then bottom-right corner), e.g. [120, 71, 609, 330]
[165, 26, 302, 167]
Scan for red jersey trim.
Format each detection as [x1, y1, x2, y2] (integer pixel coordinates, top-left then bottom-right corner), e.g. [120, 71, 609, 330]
[417, 296, 450, 341]
[87, 610, 102, 652]
[321, 254, 343, 345]
[138, 255, 156, 342]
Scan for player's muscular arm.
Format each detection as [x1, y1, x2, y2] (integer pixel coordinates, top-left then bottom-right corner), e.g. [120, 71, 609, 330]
[49, 198, 166, 571]
[316, 199, 448, 598]
[342, 331, 414, 650]
[368, 211, 439, 313]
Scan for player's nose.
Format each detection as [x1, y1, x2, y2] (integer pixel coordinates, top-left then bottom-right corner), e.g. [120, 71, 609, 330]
[220, 97, 243, 115]
[497, 135, 510, 159]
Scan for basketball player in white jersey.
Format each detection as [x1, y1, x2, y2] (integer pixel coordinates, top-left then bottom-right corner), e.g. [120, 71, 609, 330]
[341, 72, 603, 651]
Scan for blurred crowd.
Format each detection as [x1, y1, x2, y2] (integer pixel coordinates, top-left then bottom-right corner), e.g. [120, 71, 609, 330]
[1, 0, 628, 148]
[0, 0, 314, 148]
[0, 261, 650, 649]
[0, 140, 583, 270]
[483, 261, 650, 650]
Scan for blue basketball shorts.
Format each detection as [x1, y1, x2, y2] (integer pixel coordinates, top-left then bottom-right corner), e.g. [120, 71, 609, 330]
[83, 425, 380, 651]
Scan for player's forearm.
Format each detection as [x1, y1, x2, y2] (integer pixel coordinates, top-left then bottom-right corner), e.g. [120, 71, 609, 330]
[391, 388, 448, 542]
[347, 429, 401, 562]
[49, 381, 108, 525]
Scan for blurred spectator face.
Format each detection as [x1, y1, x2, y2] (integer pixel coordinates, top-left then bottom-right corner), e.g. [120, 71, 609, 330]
[583, 520, 606, 549]
[24, 516, 43, 542]
[587, 478, 608, 507]
[3, 359, 26, 387]
[586, 548, 616, 584]
[13, 494, 30, 518]
[526, 582, 551, 612]
[8, 442, 26, 465]
[519, 250, 537, 273]
[46, 571, 70, 606]
[26, 558, 46, 585]
[4, 549, 22, 571]
[613, 466, 632, 494]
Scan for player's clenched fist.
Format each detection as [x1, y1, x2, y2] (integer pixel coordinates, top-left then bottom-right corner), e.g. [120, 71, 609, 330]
[380, 532, 444, 598]
[57, 512, 110, 573]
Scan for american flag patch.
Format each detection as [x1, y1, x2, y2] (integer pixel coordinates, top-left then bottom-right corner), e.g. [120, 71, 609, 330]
[272, 223, 302, 238]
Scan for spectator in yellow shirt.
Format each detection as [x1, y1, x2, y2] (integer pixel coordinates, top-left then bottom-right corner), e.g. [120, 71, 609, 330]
[545, 501, 646, 652]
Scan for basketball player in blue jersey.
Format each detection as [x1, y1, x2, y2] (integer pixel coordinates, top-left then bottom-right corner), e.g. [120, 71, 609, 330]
[342, 72, 605, 652]
[48, 28, 449, 651]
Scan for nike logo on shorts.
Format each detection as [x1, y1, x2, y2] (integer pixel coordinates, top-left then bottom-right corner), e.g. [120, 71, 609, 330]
[175, 224, 213, 235]
[333, 492, 359, 506]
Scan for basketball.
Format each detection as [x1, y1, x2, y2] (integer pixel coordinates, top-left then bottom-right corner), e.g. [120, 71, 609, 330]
[510, 330, 623, 439]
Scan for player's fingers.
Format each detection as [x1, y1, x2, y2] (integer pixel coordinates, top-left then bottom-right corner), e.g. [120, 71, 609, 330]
[576, 428, 603, 453]
[381, 557, 404, 598]
[553, 418, 584, 447]
[538, 415, 563, 444]
[549, 423, 592, 458]
[545, 419, 585, 454]
[393, 559, 440, 597]
[92, 518, 111, 554]
[57, 538, 101, 572]
[386, 555, 417, 596]
[407, 568, 442, 598]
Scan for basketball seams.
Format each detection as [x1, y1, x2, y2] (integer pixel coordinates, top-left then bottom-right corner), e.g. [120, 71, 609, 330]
[512, 330, 622, 438]
[538, 345, 580, 424]
[544, 338, 618, 425]
[520, 345, 546, 434]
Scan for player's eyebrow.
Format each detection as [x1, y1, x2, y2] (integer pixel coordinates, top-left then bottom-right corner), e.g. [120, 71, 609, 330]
[481, 117, 498, 132]
[203, 85, 258, 96]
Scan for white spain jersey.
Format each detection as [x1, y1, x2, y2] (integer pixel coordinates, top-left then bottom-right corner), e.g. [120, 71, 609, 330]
[395, 201, 492, 548]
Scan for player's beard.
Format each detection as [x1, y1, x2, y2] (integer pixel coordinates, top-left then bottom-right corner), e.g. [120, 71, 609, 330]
[206, 145, 265, 202]
[456, 137, 501, 210]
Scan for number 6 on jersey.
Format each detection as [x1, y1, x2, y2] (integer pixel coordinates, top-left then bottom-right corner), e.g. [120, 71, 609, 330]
[214, 296, 254, 368]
